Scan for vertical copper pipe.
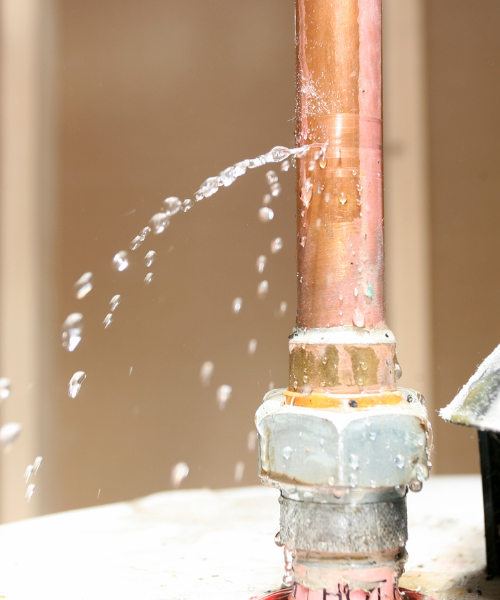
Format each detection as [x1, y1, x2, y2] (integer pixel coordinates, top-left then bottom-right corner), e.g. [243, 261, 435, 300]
[295, 0, 385, 331]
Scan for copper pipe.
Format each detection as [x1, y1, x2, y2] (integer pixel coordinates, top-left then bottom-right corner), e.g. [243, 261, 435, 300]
[295, 0, 385, 331]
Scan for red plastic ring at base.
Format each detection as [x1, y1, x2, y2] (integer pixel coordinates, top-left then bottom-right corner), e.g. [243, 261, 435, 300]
[254, 587, 436, 600]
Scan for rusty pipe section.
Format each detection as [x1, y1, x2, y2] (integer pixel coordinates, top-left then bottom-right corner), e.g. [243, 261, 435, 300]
[296, 0, 384, 331]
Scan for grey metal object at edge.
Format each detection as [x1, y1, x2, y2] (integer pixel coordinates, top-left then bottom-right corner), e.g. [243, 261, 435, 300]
[441, 342, 500, 579]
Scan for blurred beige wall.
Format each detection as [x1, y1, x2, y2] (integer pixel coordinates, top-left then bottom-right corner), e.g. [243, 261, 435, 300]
[2, 0, 500, 520]
[426, 0, 500, 473]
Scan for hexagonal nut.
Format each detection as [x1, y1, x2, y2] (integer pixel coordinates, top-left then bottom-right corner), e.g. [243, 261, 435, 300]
[256, 388, 431, 489]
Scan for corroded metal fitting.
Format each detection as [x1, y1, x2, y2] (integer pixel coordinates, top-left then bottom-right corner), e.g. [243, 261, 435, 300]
[278, 495, 407, 554]
[289, 327, 400, 394]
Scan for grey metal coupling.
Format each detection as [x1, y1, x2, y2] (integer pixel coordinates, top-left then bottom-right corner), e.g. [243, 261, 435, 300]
[256, 388, 432, 492]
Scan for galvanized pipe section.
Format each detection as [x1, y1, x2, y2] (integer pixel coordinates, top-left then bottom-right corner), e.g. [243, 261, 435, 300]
[295, 0, 384, 331]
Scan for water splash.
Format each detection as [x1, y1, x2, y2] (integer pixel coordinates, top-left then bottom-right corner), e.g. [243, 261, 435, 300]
[162, 197, 182, 216]
[74, 272, 93, 299]
[248, 339, 258, 355]
[62, 313, 83, 352]
[216, 384, 232, 410]
[200, 361, 214, 387]
[257, 280, 269, 298]
[113, 251, 129, 272]
[0, 422, 22, 448]
[171, 462, 189, 488]
[258, 207, 274, 222]
[271, 237, 283, 253]
[0, 377, 11, 402]
[256, 255, 267, 274]
[68, 371, 86, 398]
[234, 461, 245, 482]
[144, 250, 156, 267]
[150, 212, 169, 234]
[193, 145, 307, 202]
[109, 295, 121, 312]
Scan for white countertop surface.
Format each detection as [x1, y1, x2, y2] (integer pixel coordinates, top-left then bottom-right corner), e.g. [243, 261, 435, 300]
[0, 475, 498, 600]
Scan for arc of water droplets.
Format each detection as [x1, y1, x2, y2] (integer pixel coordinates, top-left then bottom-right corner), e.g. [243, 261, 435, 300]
[193, 145, 310, 202]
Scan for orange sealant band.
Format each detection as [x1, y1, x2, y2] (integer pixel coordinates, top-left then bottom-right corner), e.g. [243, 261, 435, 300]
[283, 389, 404, 410]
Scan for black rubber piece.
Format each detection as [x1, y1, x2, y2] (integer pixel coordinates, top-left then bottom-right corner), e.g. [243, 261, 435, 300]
[479, 430, 500, 578]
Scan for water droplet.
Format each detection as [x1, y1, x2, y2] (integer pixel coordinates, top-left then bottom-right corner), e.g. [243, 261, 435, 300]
[395, 484, 407, 497]
[307, 160, 316, 172]
[234, 461, 245, 482]
[256, 255, 267, 274]
[62, 313, 83, 352]
[130, 236, 143, 251]
[200, 361, 214, 387]
[359, 361, 367, 371]
[395, 454, 406, 469]
[262, 193, 272, 206]
[113, 251, 129, 272]
[270, 182, 281, 197]
[171, 462, 189, 488]
[369, 431, 377, 441]
[110, 295, 121, 312]
[266, 170, 279, 185]
[349, 454, 359, 470]
[271, 237, 283, 253]
[354, 287, 359, 297]
[415, 463, 429, 482]
[327, 476, 335, 486]
[144, 250, 156, 267]
[349, 473, 358, 487]
[68, 371, 86, 398]
[150, 212, 170, 234]
[24, 464, 34, 482]
[33, 456, 43, 474]
[216, 384, 232, 410]
[0, 377, 12, 401]
[257, 280, 269, 298]
[282, 446, 293, 460]
[0, 422, 21, 447]
[303, 490, 314, 502]
[103, 313, 113, 328]
[278, 301, 287, 317]
[232, 297, 243, 314]
[258, 207, 274, 222]
[74, 272, 93, 299]
[301, 183, 313, 205]
[25, 483, 35, 502]
[182, 198, 194, 212]
[162, 196, 181, 216]
[144, 272, 154, 285]
[410, 480, 423, 493]
[332, 486, 346, 498]
[247, 430, 257, 451]
[199, 175, 221, 197]
[302, 383, 312, 395]
[300, 236, 306, 247]
[268, 146, 291, 162]
[395, 362, 403, 380]
[319, 157, 327, 169]
[248, 339, 258, 355]
[274, 531, 284, 547]
[281, 160, 290, 172]
[352, 308, 365, 327]
[339, 193, 347, 205]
